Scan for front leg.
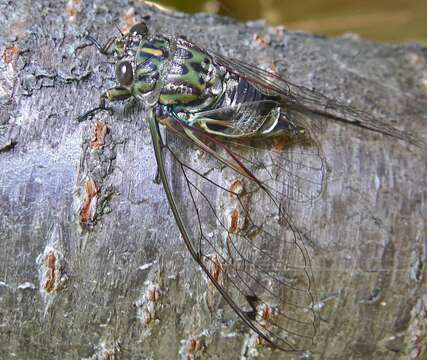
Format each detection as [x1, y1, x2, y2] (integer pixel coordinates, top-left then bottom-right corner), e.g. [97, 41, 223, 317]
[152, 107, 170, 184]
[77, 87, 132, 122]
[85, 35, 117, 56]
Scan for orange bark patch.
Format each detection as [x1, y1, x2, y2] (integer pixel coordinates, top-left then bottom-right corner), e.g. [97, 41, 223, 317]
[189, 338, 199, 353]
[90, 120, 108, 149]
[228, 179, 243, 198]
[44, 250, 56, 292]
[272, 135, 305, 150]
[229, 208, 239, 234]
[272, 138, 288, 150]
[210, 254, 223, 284]
[66, 0, 82, 21]
[185, 336, 201, 360]
[80, 178, 98, 224]
[2, 47, 20, 64]
[262, 306, 272, 321]
[253, 33, 270, 47]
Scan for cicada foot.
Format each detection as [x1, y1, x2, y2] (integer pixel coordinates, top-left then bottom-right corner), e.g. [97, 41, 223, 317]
[77, 87, 132, 122]
[77, 94, 113, 122]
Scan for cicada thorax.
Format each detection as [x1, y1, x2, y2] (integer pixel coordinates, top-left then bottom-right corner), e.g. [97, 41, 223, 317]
[130, 34, 301, 140]
[131, 35, 222, 108]
[159, 38, 225, 109]
[132, 35, 170, 105]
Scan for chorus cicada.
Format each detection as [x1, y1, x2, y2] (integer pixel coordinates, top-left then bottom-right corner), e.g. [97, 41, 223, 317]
[78, 21, 423, 352]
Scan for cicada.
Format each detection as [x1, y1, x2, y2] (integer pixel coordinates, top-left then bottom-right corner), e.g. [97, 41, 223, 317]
[78, 21, 423, 352]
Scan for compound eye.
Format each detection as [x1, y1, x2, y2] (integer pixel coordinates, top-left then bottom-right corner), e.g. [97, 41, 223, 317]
[116, 61, 133, 86]
[129, 22, 148, 36]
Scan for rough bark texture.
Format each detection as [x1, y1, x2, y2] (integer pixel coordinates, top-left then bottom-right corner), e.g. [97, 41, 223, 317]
[0, 1, 426, 359]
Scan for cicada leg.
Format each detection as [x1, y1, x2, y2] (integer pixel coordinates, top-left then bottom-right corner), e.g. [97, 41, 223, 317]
[153, 121, 168, 185]
[77, 87, 132, 122]
[85, 35, 117, 56]
[186, 104, 306, 140]
[152, 107, 175, 184]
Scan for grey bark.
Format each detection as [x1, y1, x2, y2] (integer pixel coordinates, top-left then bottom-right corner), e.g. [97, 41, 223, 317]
[0, 1, 426, 359]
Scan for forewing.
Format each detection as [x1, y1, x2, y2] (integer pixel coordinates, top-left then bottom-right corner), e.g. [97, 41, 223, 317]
[149, 113, 322, 352]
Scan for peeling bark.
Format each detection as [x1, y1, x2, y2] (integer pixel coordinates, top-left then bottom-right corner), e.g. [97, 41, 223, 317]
[0, 1, 426, 359]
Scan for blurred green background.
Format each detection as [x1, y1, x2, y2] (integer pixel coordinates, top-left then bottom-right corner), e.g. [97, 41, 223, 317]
[146, 0, 427, 45]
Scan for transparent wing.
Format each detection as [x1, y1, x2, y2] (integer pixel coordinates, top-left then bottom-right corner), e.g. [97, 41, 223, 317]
[209, 51, 426, 148]
[221, 134, 325, 204]
[148, 112, 321, 352]
[181, 98, 325, 203]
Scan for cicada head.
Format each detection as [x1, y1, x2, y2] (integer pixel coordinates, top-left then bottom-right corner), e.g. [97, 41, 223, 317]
[105, 21, 170, 107]
[77, 22, 153, 122]
[112, 22, 149, 90]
